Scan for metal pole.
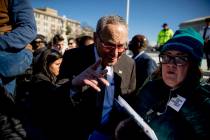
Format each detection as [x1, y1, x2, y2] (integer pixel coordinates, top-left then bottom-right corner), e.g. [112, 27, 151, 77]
[126, 0, 130, 25]
[62, 15, 68, 54]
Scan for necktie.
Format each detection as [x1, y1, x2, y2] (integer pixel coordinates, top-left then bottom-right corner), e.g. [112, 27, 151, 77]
[101, 66, 114, 124]
[203, 27, 208, 39]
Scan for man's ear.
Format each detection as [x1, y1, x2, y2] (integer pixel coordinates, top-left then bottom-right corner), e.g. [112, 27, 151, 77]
[128, 41, 134, 50]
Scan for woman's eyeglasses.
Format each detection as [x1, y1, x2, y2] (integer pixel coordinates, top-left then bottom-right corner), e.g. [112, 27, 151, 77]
[159, 54, 189, 66]
[35, 41, 44, 44]
[98, 35, 127, 52]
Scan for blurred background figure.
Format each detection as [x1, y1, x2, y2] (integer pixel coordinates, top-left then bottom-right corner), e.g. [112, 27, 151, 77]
[31, 34, 47, 59]
[129, 34, 157, 90]
[67, 37, 78, 50]
[200, 18, 210, 70]
[30, 34, 48, 76]
[156, 23, 174, 51]
[31, 34, 46, 49]
[77, 35, 94, 47]
[51, 34, 65, 54]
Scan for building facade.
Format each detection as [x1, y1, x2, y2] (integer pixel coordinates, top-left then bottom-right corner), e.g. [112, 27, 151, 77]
[33, 7, 93, 42]
[179, 16, 210, 32]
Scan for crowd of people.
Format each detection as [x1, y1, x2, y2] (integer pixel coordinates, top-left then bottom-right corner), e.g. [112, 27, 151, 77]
[0, 0, 210, 140]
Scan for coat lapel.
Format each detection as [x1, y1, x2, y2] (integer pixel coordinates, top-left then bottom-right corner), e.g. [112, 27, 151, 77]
[113, 56, 124, 97]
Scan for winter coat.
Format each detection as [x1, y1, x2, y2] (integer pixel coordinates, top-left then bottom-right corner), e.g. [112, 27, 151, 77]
[0, 84, 27, 140]
[26, 73, 83, 140]
[136, 78, 210, 140]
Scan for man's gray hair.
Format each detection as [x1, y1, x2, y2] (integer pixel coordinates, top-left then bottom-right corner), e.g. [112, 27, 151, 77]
[96, 15, 128, 34]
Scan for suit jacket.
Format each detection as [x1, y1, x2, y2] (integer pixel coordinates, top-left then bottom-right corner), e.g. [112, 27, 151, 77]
[59, 44, 136, 137]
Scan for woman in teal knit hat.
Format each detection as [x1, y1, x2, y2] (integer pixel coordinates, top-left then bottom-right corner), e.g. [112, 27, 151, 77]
[115, 28, 210, 140]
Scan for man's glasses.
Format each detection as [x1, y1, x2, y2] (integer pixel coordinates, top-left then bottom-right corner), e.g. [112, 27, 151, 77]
[98, 34, 127, 52]
[159, 54, 189, 66]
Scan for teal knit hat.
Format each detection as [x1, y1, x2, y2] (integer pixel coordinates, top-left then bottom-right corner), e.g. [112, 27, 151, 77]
[160, 28, 204, 65]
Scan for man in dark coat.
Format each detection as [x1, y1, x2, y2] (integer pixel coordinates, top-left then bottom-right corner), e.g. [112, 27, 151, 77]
[129, 34, 157, 90]
[201, 17, 210, 70]
[59, 15, 136, 140]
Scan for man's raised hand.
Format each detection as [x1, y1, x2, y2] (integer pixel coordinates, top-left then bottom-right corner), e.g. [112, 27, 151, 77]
[71, 59, 109, 92]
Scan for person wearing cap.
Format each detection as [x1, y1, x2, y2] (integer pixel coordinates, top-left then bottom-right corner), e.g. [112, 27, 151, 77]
[156, 23, 174, 51]
[115, 28, 210, 140]
[31, 34, 47, 54]
[200, 17, 210, 70]
[129, 34, 157, 90]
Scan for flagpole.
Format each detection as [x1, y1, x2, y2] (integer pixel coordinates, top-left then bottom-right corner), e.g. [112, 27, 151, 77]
[126, 0, 130, 25]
